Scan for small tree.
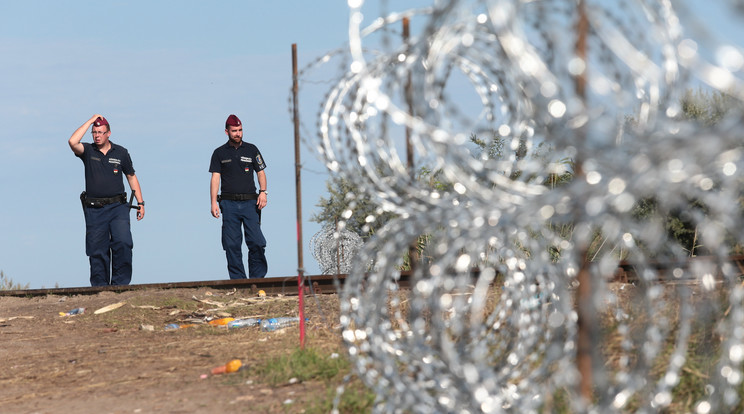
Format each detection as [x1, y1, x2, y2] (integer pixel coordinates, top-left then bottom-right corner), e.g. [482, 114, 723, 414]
[681, 88, 733, 126]
[671, 88, 739, 256]
[624, 88, 741, 258]
[311, 165, 453, 271]
[471, 131, 578, 262]
[311, 175, 395, 241]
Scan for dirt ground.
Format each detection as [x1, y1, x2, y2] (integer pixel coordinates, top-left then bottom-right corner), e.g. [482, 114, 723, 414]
[0, 287, 345, 414]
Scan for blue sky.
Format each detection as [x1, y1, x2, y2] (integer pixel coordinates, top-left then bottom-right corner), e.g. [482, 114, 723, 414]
[0, 1, 429, 288]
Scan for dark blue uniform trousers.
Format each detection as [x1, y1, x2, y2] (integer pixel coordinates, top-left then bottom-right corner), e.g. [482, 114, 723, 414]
[83, 202, 133, 286]
[220, 200, 267, 279]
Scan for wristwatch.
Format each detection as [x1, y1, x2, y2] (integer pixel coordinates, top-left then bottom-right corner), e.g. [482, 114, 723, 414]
[139, 201, 145, 206]
[259, 190, 268, 195]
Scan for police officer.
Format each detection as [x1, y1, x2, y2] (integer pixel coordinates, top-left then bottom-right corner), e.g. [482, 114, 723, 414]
[209, 114, 268, 279]
[68, 114, 145, 286]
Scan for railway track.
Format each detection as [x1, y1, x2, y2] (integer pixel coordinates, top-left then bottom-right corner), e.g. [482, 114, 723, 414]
[0, 272, 418, 298]
[614, 254, 744, 283]
[0, 274, 354, 298]
[2, 254, 743, 298]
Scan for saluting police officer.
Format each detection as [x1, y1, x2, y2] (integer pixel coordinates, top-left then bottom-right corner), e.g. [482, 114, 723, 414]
[69, 114, 145, 286]
[209, 114, 268, 279]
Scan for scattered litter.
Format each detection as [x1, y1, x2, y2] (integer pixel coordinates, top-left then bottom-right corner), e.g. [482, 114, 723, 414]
[0, 316, 35, 322]
[211, 359, 243, 375]
[239, 295, 294, 303]
[181, 318, 207, 325]
[228, 318, 261, 329]
[192, 296, 225, 308]
[208, 317, 235, 326]
[133, 305, 162, 310]
[260, 317, 301, 331]
[165, 323, 196, 330]
[59, 307, 85, 317]
[234, 395, 255, 401]
[140, 324, 154, 331]
[94, 302, 126, 314]
[258, 290, 266, 298]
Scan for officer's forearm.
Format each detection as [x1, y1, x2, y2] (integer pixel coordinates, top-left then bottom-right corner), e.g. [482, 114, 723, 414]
[69, 115, 100, 145]
[126, 175, 143, 203]
[257, 171, 267, 191]
[210, 173, 221, 203]
[68, 123, 90, 148]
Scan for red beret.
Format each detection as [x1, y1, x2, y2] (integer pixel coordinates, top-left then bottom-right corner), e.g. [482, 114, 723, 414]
[93, 116, 109, 127]
[225, 114, 242, 129]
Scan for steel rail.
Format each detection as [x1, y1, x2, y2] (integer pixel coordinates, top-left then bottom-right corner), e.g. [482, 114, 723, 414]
[0, 272, 416, 298]
[615, 254, 744, 283]
[0, 274, 343, 298]
[3, 255, 743, 298]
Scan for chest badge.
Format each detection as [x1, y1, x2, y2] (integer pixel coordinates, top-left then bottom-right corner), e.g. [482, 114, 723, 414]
[109, 158, 121, 174]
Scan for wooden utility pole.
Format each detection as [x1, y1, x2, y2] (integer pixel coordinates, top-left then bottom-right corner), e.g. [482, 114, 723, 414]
[574, 0, 594, 403]
[292, 43, 306, 349]
[403, 17, 420, 269]
[403, 17, 415, 173]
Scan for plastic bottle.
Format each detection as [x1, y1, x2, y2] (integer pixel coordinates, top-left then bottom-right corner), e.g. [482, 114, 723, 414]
[228, 318, 261, 329]
[260, 317, 300, 332]
[211, 359, 242, 375]
[59, 307, 85, 317]
[208, 317, 235, 326]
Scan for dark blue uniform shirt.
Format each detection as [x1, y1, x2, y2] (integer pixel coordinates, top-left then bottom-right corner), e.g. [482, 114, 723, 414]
[77, 142, 135, 198]
[209, 141, 266, 194]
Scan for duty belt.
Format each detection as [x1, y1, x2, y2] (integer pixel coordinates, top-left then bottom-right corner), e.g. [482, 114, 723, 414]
[80, 192, 127, 208]
[218, 193, 258, 201]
